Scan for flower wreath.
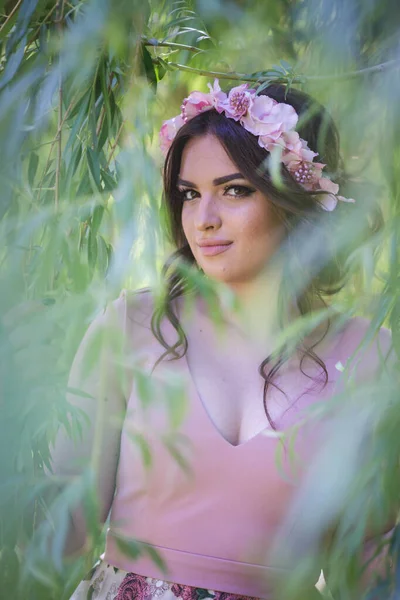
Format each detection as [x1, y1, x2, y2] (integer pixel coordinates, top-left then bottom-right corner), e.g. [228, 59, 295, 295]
[159, 79, 355, 212]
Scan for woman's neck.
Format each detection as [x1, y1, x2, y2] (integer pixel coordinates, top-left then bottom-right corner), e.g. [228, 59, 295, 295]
[200, 264, 291, 356]
[201, 266, 329, 360]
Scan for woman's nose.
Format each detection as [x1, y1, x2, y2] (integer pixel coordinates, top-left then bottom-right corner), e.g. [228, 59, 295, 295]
[195, 194, 222, 231]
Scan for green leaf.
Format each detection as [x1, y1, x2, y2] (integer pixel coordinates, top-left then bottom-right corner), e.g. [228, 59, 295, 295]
[156, 62, 166, 81]
[165, 379, 188, 429]
[76, 171, 92, 198]
[88, 108, 98, 150]
[114, 535, 143, 560]
[6, 0, 38, 54]
[28, 152, 39, 187]
[66, 387, 95, 401]
[144, 544, 168, 573]
[135, 370, 155, 409]
[99, 59, 112, 130]
[128, 431, 153, 469]
[97, 235, 109, 276]
[162, 434, 192, 475]
[64, 92, 90, 156]
[140, 44, 157, 91]
[91, 205, 104, 236]
[87, 229, 98, 270]
[100, 168, 117, 191]
[66, 89, 91, 121]
[0, 35, 27, 90]
[97, 116, 109, 151]
[86, 147, 102, 192]
[279, 59, 292, 72]
[106, 242, 114, 270]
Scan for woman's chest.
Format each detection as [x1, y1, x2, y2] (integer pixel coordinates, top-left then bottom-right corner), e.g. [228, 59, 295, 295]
[185, 329, 338, 447]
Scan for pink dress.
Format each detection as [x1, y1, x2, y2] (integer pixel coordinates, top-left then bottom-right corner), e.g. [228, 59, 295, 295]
[68, 289, 380, 600]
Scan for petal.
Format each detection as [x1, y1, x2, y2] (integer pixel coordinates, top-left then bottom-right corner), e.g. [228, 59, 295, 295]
[318, 177, 339, 195]
[228, 83, 249, 96]
[159, 114, 184, 154]
[249, 95, 276, 120]
[319, 193, 338, 211]
[337, 195, 356, 203]
[270, 102, 298, 131]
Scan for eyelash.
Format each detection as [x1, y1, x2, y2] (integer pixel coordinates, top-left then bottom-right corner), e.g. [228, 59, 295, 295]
[178, 184, 255, 201]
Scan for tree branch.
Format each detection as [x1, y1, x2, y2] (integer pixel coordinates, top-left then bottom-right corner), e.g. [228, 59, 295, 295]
[307, 58, 400, 82]
[106, 120, 126, 169]
[153, 58, 400, 85]
[0, 0, 23, 35]
[144, 38, 204, 54]
[36, 91, 79, 205]
[54, 0, 65, 212]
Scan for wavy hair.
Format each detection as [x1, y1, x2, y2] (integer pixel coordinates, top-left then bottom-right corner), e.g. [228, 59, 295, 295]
[151, 83, 383, 429]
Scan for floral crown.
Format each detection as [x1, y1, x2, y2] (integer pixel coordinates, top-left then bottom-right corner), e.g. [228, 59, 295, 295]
[159, 79, 355, 212]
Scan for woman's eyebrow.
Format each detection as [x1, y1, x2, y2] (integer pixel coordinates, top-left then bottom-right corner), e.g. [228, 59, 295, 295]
[177, 172, 245, 188]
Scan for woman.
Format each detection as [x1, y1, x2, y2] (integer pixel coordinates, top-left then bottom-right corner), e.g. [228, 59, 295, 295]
[61, 80, 393, 599]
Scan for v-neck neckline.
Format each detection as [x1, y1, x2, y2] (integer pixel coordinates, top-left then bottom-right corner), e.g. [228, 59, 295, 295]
[173, 293, 349, 449]
[183, 348, 280, 449]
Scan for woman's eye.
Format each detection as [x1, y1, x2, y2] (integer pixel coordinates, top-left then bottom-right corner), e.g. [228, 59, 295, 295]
[224, 185, 255, 198]
[179, 188, 198, 201]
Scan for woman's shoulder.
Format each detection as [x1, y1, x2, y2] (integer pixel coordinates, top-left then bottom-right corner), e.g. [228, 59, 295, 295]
[333, 314, 395, 380]
[124, 287, 155, 318]
[109, 287, 158, 336]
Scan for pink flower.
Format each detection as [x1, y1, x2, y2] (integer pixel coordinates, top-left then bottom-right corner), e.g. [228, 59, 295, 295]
[318, 176, 339, 195]
[181, 79, 227, 121]
[171, 583, 184, 598]
[157, 78, 356, 212]
[242, 95, 298, 145]
[171, 583, 198, 600]
[217, 83, 256, 120]
[207, 78, 227, 107]
[318, 192, 355, 211]
[181, 91, 214, 121]
[317, 177, 340, 211]
[285, 159, 325, 191]
[115, 573, 149, 600]
[159, 114, 185, 155]
[279, 130, 318, 165]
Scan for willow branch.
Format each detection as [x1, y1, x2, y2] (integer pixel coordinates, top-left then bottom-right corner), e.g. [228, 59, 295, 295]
[106, 120, 126, 169]
[0, 0, 23, 35]
[54, 0, 65, 212]
[96, 75, 118, 138]
[154, 58, 400, 84]
[151, 60, 269, 83]
[144, 38, 204, 54]
[36, 92, 79, 204]
[28, 2, 58, 47]
[307, 58, 400, 82]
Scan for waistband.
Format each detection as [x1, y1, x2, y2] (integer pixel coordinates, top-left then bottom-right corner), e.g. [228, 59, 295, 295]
[104, 533, 286, 598]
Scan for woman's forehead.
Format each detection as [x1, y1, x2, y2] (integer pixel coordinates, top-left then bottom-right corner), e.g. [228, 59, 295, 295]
[179, 135, 239, 182]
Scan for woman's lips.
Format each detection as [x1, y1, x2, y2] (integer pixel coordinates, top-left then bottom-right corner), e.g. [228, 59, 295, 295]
[198, 242, 233, 256]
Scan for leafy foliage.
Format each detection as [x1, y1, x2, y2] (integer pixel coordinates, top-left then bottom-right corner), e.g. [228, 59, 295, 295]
[0, 0, 399, 598]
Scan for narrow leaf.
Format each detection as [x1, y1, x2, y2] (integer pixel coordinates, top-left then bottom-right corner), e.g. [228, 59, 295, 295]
[86, 147, 102, 191]
[87, 229, 98, 270]
[141, 44, 157, 91]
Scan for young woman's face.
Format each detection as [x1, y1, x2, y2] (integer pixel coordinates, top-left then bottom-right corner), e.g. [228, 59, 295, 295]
[179, 134, 285, 287]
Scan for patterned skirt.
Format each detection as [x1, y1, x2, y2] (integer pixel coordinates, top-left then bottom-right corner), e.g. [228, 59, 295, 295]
[70, 560, 264, 600]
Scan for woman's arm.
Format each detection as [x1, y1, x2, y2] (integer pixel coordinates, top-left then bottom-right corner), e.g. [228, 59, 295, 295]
[49, 291, 130, 555]
[323, 320, 398, 597]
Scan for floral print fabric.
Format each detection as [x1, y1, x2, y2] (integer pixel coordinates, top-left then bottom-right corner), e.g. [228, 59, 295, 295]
[70, 561, 260, 600]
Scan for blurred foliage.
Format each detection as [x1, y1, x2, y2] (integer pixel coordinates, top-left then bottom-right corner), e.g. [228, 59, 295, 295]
[0, 0, 399, 598]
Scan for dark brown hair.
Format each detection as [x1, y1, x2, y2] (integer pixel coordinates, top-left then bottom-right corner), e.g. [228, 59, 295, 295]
[151, 82, 383, 429]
